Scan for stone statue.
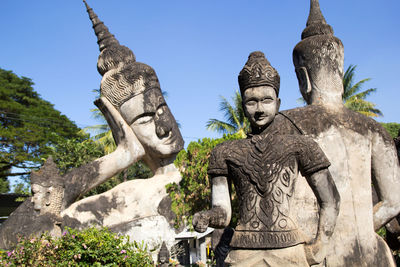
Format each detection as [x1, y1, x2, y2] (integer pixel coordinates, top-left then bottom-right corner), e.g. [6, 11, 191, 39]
[0, 93, 142, 249]
[264, 0, 400, 265]
[61, 0, 185, 254]
[157, 241, 170, 267]
[0, 1, 184, 252]
[193, 52, 340, 266]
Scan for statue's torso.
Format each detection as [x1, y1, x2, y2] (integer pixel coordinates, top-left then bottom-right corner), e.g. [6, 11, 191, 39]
[208, 132, 330, 249]
[280, 105, 396, 267]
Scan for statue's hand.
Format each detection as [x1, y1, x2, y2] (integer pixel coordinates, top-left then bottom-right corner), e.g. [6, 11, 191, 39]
[304, 238, 327, 266]
[95, 97, 145, 158]
[193, 211, 210, 233]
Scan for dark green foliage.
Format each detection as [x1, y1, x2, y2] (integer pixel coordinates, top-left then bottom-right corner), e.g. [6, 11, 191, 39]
[0, 68, 81, 183]
[381, 123, 400, 139]
[0, 227, 153, 266]
[167, 133, 242, 228]
[0, 178, 9, 193]
[51, 137, 105, 175]
[50, 137, 152, 197]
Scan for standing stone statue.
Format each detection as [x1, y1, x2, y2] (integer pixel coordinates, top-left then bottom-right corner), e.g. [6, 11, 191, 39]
[269, 0, 400, 265]
[61, 1, 185, 254]
[193, 52, 340, 266]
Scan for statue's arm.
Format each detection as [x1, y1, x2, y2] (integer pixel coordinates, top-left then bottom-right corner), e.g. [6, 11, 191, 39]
[63, 97, 145, 207]
[192, 176, 232, 233]
[371, 135, 400, 231]
[304, 168, 340, 265]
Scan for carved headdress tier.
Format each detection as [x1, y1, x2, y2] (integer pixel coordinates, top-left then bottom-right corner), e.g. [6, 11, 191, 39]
[293, 0, 344, 77]
[83, 0, 120, 51]
[238, 51, 280, 97]
[301, 0, 333, 39]
[83, 1, 164, 108]
[30, 157, 64, 188]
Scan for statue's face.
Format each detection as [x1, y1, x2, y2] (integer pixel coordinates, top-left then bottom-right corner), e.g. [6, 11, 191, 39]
[120, 90, 183, 159]
[243, 86, 280, 129]
[31, 184, 51, 212]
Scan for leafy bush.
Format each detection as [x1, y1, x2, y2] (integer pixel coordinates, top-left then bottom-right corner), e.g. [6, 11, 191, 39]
[381, 122, 400, 139]
[167, 133, 242, 228]
[0, 227, 153, 266]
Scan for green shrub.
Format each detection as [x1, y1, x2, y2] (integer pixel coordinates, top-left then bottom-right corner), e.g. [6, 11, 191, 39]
[0, 227, 153, 267]
[381, 122, 400, 139]
[167, 133, 242, 229]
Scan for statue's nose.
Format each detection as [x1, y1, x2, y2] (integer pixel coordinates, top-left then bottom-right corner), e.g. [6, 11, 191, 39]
[154, 107, 172, 138]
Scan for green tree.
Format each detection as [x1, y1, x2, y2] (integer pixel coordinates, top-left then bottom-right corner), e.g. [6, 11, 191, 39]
[206, 90, 250, 138]
[167, 133, 242, 228]
[0, 68, 81, 189]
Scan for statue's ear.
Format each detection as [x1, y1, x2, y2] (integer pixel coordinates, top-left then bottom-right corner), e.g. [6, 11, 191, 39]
[295, 67, 312, 103]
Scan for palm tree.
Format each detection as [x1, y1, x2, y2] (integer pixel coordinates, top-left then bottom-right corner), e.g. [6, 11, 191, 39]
[342, 65, 382, 117]
[206, 90, 250, 138]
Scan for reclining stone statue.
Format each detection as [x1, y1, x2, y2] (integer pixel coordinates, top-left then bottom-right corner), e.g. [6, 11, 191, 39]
[266, 0, 400, 265]
[193, 51, 340, 266]
[0, 94, 145, 249]
[0, 1, 184, 251]
[61, 1, 185, 251]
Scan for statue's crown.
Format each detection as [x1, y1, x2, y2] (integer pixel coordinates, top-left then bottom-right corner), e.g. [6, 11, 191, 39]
[83, 1, 163, 108]
[301, 0, 334, 39]
[238, 51, 280, 96]
[30, 157, 64, 187]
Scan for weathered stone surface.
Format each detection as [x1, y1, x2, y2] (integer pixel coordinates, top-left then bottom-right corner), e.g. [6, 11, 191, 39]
[0, 1, 184, 253]
[0, 199, 61, 249]
[395, 131, 400, 162]
[157, 241, 170, 266]
[286, 1, 400, 266]
[0, 158, 64, 249]
[61, 166, 182, 252]
[193, 52, 340, 266]
[225, 244, 309, 267]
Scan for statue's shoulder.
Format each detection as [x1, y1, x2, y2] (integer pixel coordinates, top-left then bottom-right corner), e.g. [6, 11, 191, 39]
[342, 108, 392, 141]
[281, 106, 393, 143]
[212, 139, 245, 154]
[208, 139, 248, 176]
[280, 106, 331, 136]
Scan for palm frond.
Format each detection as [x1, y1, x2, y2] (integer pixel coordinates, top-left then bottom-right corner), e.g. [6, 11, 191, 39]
[206, 119, 236, 134]
[342, 64, 382, 118]
[351, 87, 376, 100]
[342, 65, 356, 99]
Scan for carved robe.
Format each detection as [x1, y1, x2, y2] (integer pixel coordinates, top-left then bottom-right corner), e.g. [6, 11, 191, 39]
[208, 132, 330, 249]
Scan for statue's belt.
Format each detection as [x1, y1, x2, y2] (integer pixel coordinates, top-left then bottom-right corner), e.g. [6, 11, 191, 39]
[230, 229, 304, 249]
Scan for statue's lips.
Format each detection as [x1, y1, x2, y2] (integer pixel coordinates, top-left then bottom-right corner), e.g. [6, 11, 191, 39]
[255, 116, 268, 121]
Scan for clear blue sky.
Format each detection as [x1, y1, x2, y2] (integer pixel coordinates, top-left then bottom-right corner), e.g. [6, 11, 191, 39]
[1, 0, 399, 146]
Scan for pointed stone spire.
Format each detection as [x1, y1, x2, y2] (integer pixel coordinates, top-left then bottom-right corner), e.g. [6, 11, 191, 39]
[301, 0, 333, 39]
[83, 0, 120, 51]
[30, 157, 64, 187]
